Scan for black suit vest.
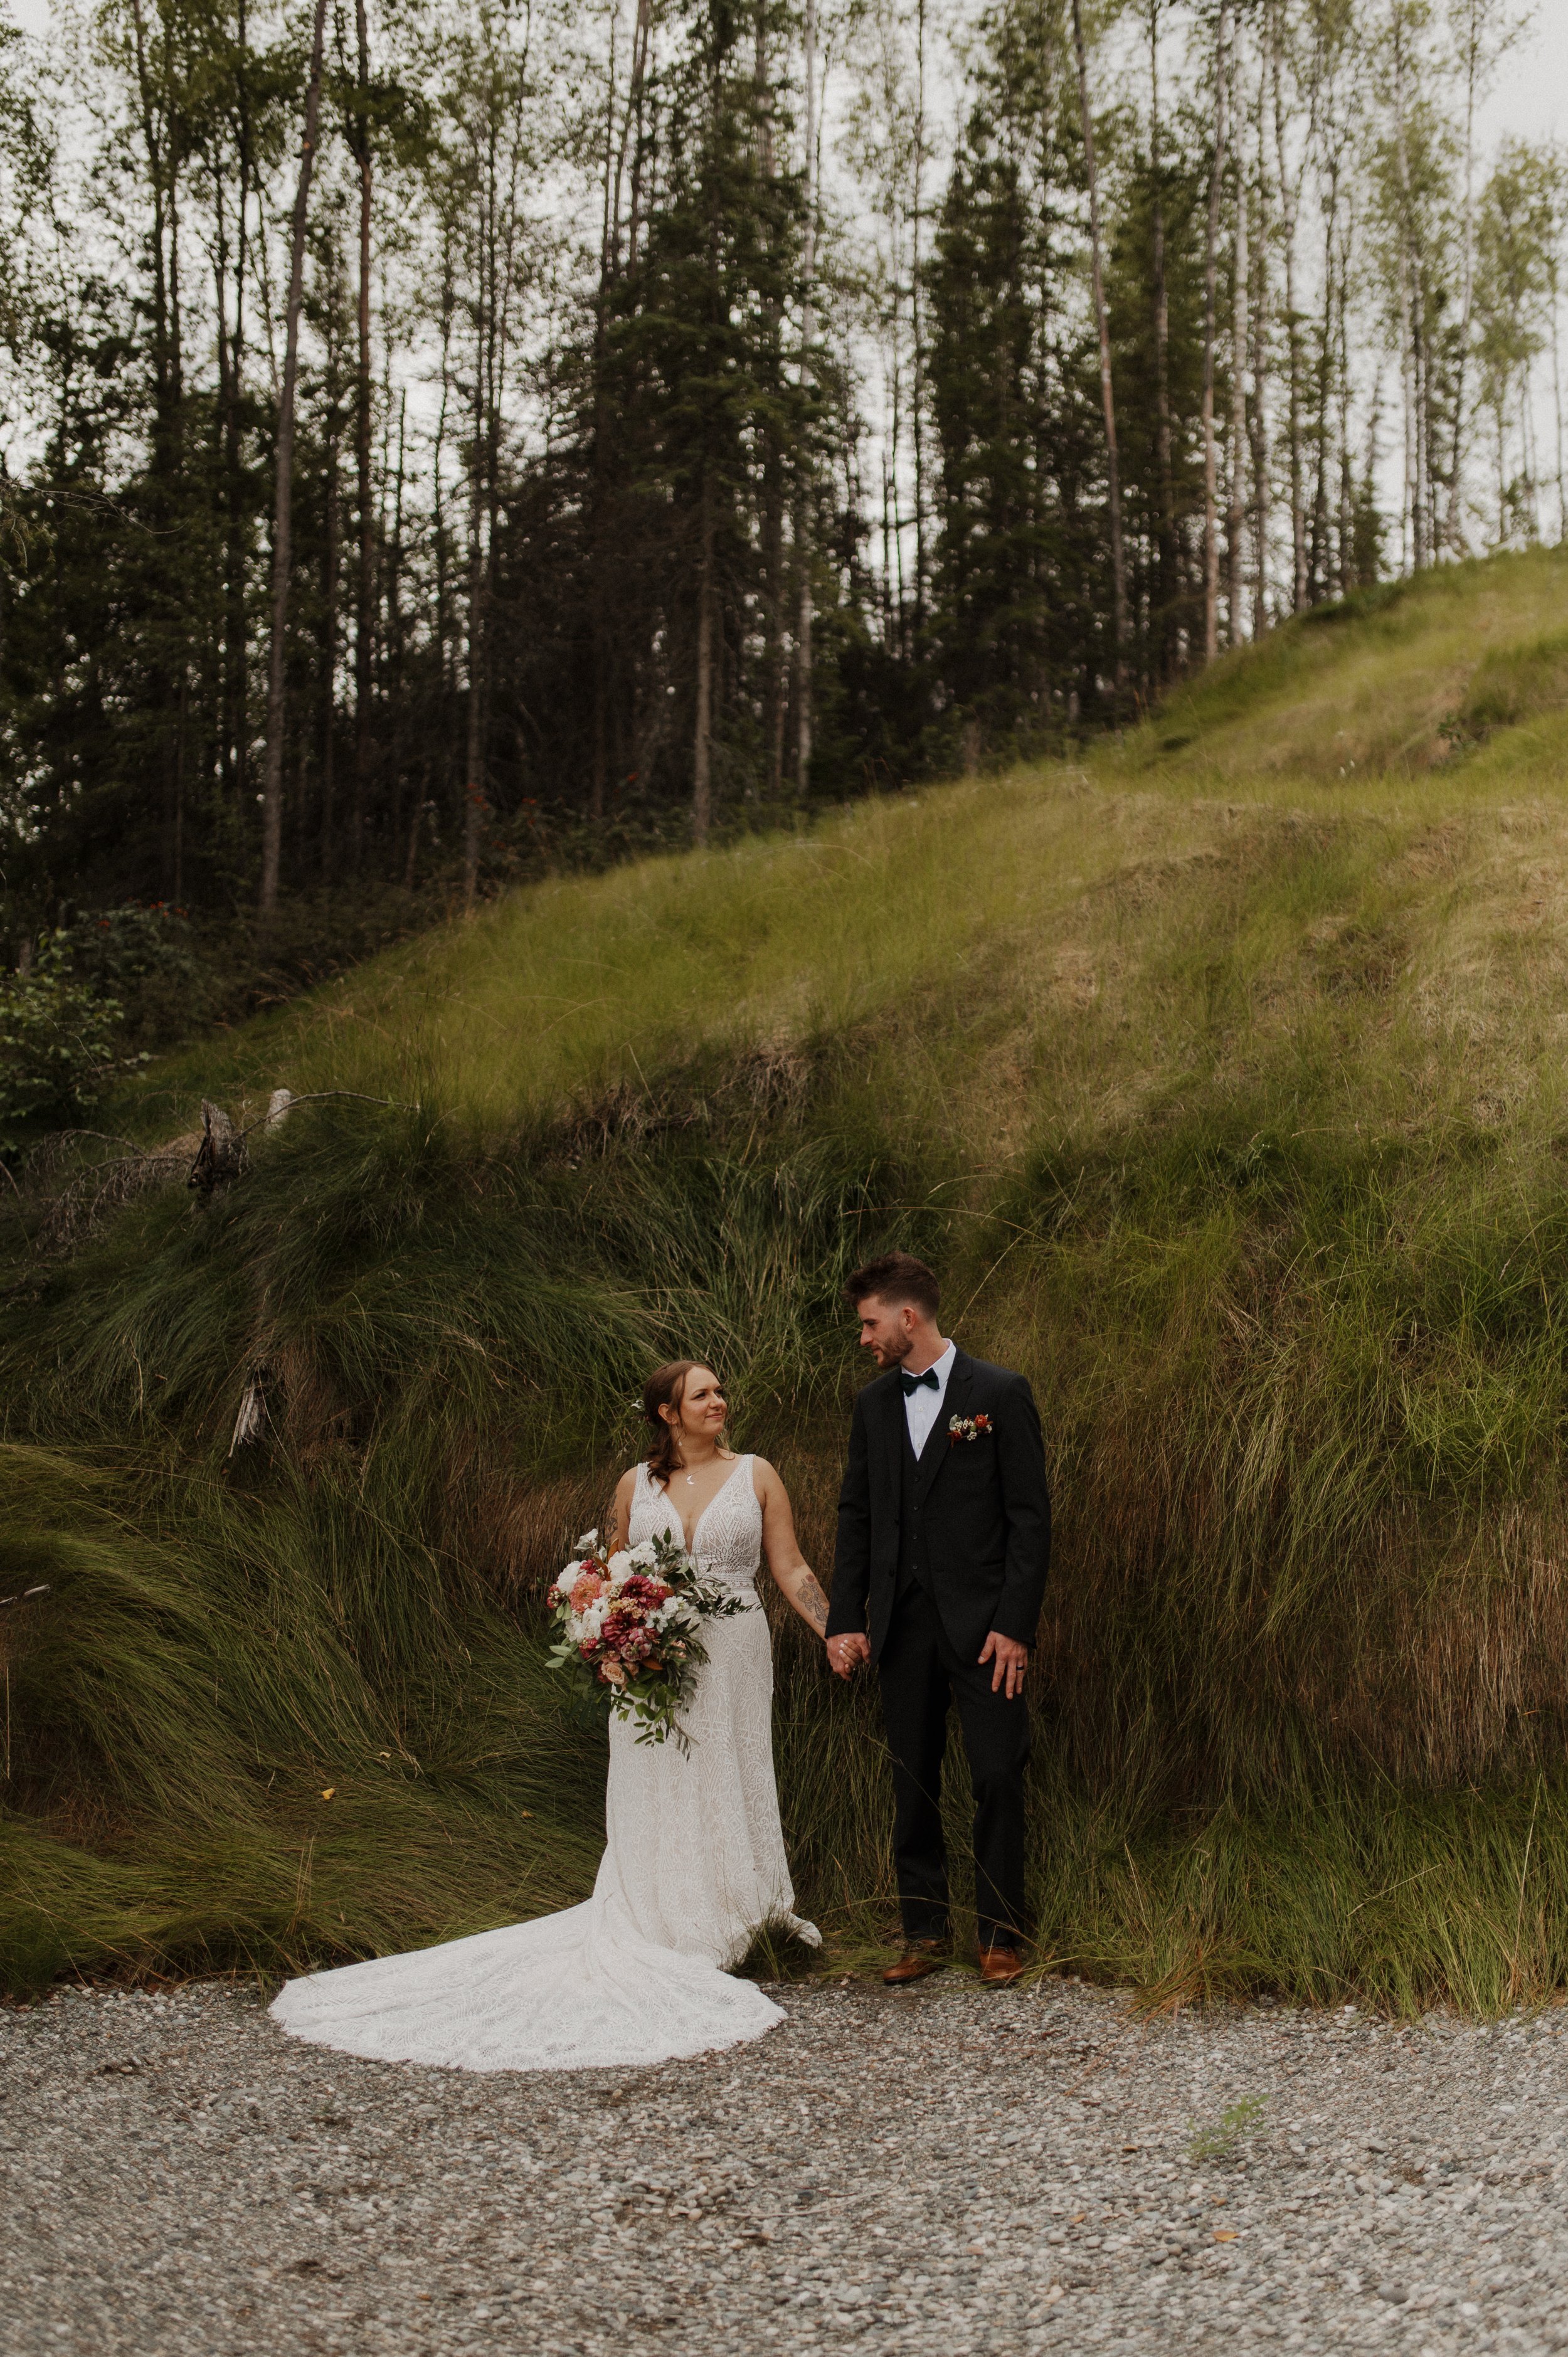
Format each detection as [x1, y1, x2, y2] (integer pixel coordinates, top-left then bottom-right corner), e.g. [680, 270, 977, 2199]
[897, 1419, 931, 1596]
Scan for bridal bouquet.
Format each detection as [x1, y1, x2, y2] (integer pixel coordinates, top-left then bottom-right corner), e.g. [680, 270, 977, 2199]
[545, 1527, 748, 1748]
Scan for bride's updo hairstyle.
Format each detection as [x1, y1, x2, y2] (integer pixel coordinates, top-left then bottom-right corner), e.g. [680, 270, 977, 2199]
[642, 1360, 708, 1486]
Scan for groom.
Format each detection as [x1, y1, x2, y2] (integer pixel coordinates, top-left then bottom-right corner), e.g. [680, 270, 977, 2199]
[825, 1253, 1051, 1988]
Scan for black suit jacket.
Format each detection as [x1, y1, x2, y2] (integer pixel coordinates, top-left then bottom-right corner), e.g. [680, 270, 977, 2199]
[827, 1349, 1051, 1664]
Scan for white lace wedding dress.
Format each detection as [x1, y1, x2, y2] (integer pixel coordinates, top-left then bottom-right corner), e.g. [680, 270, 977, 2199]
[270, 1454, 818, 2072]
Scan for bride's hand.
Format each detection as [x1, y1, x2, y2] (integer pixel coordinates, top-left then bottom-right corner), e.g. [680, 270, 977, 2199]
[826, 1633, 870, 1678]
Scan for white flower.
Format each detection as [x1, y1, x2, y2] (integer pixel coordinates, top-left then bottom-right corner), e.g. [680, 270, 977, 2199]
[554, 1564, 582, 1594]
[574, 1530, 599, 1554]
[606, 1550, 632, 1579]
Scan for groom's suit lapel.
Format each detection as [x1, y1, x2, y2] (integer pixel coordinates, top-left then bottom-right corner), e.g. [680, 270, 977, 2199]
[874, 1373, 906, 1497]
[913, 1350, 973, 1504]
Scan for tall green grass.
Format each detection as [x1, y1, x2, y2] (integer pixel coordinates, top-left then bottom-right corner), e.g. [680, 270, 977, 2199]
[0, 1445, 607, 1996]
[12, 548, 1568, 2011]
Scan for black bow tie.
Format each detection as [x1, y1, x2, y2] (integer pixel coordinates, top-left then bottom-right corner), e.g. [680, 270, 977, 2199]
[900, 1369, 940, 1396]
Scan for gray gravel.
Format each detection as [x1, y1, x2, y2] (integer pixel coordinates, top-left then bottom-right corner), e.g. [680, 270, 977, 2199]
[4, 1974, 1568, 2355]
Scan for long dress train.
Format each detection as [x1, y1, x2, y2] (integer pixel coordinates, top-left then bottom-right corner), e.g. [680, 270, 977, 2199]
[268, 1454, 818, 2072]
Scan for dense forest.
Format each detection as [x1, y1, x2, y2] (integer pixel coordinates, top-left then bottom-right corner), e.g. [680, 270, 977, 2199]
[0, 0, 1562, 951]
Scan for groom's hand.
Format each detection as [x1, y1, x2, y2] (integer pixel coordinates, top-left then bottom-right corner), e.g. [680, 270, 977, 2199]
[978, 1631, 1029, 1699]
[826, 1633, 870, 1679]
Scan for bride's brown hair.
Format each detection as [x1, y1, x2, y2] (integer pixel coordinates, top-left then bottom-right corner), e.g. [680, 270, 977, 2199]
[642, 1360, 716, 1486]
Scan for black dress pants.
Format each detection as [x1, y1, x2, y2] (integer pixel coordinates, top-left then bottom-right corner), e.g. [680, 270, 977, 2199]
[876, 1579, 1030, 1949]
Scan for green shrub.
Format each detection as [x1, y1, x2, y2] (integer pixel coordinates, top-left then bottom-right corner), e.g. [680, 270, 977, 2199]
[0, 935, 126, 1149]
[58, 903, 200, 1047]
[1456, 626, 1568, 738]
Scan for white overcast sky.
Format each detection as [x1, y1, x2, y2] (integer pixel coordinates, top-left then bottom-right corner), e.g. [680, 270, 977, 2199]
[4, 0, 1564, 572]
[6, 0, 1565, 142]
[1476, 3, 1568, 148]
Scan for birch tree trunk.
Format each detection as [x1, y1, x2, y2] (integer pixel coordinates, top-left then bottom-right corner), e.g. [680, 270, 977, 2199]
[127, 0, 171, 440]
[591, 0, 652, 822]
[351, 0, 374, 876]
[1309, 138, 1342, 598]
[755, 1, 787, 802]
[464, 400, 487, 903]
[387, 387, 408, 872]
[462, 115, 492, 912]
[1148, 0, 1177, 669]
[127, 0, 188, 895]
[1337, 206, 1357, 590]
[223, 0, 252, 811]
[320, 407, 339, 880]
[1390, 8, 1422, 569]
[1521, 359, 1538, 537]
[1551, 255, 1565, 544]
[1269, 0, 1307, 612]
[590, 19, 617, 828]
[1201, 0, 1230, 664]
[1249, 73, 1271, 638]
[794, 0, 818, 795]
[1446, 0, 1482, 551]
[1071, 0, 1128, 689]
[693, 482, 715, 843]
[462, 3, 531, 908]
[127, 0, 186, 448]
[1227, 43, 1250, 640]
[911, 0, 928, 638]
[259, 0, 331, 918]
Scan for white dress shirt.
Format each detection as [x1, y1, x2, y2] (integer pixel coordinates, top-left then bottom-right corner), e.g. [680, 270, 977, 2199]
[902, 1338, 957, 1456]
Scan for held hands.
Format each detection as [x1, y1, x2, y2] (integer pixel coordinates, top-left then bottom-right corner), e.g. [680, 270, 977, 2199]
[978, 1629, 1029, 1699]
[827, 1629, 1028, 1692]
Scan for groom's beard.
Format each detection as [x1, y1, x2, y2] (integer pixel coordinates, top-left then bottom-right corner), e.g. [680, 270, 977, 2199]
[870, 1334, 914, 1370]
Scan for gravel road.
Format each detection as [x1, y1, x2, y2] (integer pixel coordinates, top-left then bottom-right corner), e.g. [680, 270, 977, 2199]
[4, 1973, 1567, 2356]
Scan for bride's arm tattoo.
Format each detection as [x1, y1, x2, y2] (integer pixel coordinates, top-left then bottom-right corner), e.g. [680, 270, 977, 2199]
[788, 1568, 831, 1636]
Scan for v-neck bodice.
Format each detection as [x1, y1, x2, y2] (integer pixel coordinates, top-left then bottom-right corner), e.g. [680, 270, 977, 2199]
[631, 1455, 761, 1601]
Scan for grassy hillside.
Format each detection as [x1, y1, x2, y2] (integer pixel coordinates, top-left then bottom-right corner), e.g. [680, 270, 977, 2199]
[11, 547, 1568, 2013]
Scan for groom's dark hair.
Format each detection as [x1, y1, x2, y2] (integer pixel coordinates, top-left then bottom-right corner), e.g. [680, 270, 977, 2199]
[844, 1252, 940, 1318]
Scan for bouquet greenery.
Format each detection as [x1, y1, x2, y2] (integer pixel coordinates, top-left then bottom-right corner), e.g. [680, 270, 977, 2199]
[546, 1527, 749, 1747]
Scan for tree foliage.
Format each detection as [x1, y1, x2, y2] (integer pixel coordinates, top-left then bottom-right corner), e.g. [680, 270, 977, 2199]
[0, 0, 1560, 952]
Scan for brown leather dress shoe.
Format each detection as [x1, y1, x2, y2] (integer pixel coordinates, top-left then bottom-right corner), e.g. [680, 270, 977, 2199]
[882, 1940, 949, 1986]
[978, 1942, 1027, 1987]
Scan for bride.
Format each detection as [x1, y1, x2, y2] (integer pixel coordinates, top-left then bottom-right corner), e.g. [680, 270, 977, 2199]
[270, 1360, 829, 2072]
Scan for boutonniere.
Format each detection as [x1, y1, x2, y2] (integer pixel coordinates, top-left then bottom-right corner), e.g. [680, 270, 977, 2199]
[948, 1412, 993, 1445]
